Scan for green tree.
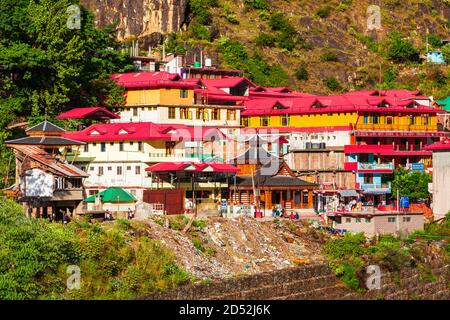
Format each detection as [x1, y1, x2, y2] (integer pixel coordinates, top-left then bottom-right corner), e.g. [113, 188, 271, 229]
[391, 167, 432, 199]
[0, 0, 133, 187]
[385, 31, 420, 63]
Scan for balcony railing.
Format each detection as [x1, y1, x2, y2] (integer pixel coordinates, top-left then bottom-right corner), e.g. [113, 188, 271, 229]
[360, 182, 392, 190]
[355, 123, 436, 132]
[358, 162, 394, 171]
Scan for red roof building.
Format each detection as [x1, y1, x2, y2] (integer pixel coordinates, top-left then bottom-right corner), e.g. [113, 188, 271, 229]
[56, 107, 120, 120]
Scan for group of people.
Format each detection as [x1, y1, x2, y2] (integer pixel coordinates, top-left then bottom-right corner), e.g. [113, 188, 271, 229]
[272, 206, 300, 219]
[339, 199, 363, 212]
[104, 208, 135, 220]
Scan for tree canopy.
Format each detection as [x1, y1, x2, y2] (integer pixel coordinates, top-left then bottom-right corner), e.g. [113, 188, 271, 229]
[0, 0, 133, 187]
[391, 167, 432, 200]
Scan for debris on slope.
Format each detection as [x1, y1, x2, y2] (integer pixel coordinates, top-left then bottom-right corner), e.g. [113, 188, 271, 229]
[135, 216, 329, 281]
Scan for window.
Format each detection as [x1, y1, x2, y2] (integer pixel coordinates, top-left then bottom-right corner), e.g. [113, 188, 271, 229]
[130, 141, 134, 146]
[126, 166, 131, 171]
[281, 115, 290, 126]
[81, 166, 86, 172]
[180, 107, 191, 119]
[117, 166, 122, 175]
[409, 115, 415, 125]
[101, 142, 106, 152]
[196, 108, 208, 120]
[372, 114, 379, 124]
[90, 167, 94, 171]
[107, 166, 112, 171]
[302, 192, 309, 204]
[260, 116, 270, 127]
[423, 114, 429, 125]
[211, 109, 221, 120]
[166, 141, 176, 156]
[168, 107, 176, 119]
[227, 110, 236, 121]
[135, 166, 141, 175]
[363, 114, 369, 124]
[364, 175, 373, 184]
[403, 217, 411, 222]
[138, 141, 143, 151]
[180, 88, 188, 98]
[241, 117, 249, 126]
[119, 142, 124, 151]
[386, 116, 393, 125]
[388, 217, 396, 223]
[83, 144, 89, 152]
[345, 217, 351, 223]
[98, 166, 104, 175]
[133, 108, 138, 116]
[355, 217, 361, 223]
[365, 218, 371, 223]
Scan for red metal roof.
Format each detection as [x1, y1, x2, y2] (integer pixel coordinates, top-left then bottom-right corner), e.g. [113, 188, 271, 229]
[242, 95, 439, 116]
[64, 122, 226, 142]
[344, 144, 394, 154]
[424, 138, 450, 151]
[111, 72, 200, 89]
[203, 77, 256, 88]
[56, 107, 120, 120]
[145, 162, 239, 173]
[241, 126, 352, 134]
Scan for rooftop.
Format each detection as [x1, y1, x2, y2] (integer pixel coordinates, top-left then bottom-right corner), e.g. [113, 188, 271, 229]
[56, 107, 120, 120]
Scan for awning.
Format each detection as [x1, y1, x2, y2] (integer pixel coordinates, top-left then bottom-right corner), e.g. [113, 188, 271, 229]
[83, 187, 136, 203]
[338, 189, 359, 197]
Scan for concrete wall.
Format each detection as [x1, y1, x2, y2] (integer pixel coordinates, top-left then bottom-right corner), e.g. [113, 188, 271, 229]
[334, 214, 424, 237]
[145, 263, 450, 300]
[432, 151, 450, 219]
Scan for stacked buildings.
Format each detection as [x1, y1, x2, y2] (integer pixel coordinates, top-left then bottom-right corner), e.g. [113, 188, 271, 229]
[6, 57, 449, 225]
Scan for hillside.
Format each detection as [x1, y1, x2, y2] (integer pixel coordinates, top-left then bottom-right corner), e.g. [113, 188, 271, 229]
[82, 0, 450, 97]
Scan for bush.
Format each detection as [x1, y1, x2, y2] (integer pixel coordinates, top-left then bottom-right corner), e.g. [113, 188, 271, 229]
[269, 12, 293, 32]
[0, 199, 189, 299]
[441, 44, 450, 63]
[323, 77, 342, 91]
[315, 5, 333, 18]
[255, 32, 276, 47]
[189, 0, 218, 25]
[385, 32, 420, 63]
[369, 236, 410, 271]
[320, 49, 339, 62]
[295, 64, 309, 80]
[190, 24, 211, 41]
[244, 0, 269, 10]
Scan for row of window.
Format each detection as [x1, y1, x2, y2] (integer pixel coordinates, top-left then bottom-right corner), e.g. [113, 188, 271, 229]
[84, 165, 142, 176]
[343, 217, 412, 223]
[362, 114, 430, 126]
[84, 141, 143, 153]
[168, 107, 237, 121]
[253, 115, 290, 127]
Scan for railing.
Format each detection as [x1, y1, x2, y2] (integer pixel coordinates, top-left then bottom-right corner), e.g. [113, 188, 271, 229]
[148, 152, 197, 161]
[360, 182, 391, 190]
[355, 123, 436, 132]
[358, 162, 394, 170]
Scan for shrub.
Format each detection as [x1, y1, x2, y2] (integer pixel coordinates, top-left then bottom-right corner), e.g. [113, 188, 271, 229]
[385, 31, 420, 63]
[369, 236, 410, 271]
[323, 77, 342, 91]
[244, 0, 269, 10]
[315, 5, 333, 18]
[427, 34, 442, 49]
[255, 32, 276, 47]
[320, 49, 339, 62]
[269, 12, 293, 32]
[295, 64, 309, 80]
[442, 44, 450, 63]
[189, 0, 218, 25]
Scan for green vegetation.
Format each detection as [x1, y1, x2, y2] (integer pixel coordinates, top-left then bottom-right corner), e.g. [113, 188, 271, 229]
[385, 31, 420, 63]
[0, 200, 189, 299]
[391, 167, 432, 200]
[320, 49, 339, 62]
[244, 0, 269, 10]
[295, 64, 309, 81]
[442, 44, 450, 63]
[323, 224, 449, 291]
[315, 5, 333, 19]
[216, 37, 289, 87]
[323, 77, 342, 91]
[255, 33, 276, 47]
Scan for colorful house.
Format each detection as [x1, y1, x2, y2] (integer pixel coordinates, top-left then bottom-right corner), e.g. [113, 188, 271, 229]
[6, 121, 88, 219]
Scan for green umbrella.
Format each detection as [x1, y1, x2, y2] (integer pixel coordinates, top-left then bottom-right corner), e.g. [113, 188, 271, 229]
[83, 187, 136, 203]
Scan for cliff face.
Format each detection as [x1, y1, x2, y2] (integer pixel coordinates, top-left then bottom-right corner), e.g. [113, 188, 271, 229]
[80, 0, 188, 40]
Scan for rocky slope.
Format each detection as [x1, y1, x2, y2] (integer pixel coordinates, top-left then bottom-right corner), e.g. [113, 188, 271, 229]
[80, 0, 188, 40]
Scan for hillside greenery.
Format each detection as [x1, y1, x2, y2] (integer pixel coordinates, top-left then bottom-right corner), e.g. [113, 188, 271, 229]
[0, 199, 190, 299]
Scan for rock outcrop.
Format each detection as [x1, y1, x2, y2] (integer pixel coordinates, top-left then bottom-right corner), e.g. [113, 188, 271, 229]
[80, 0, 188, 40]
